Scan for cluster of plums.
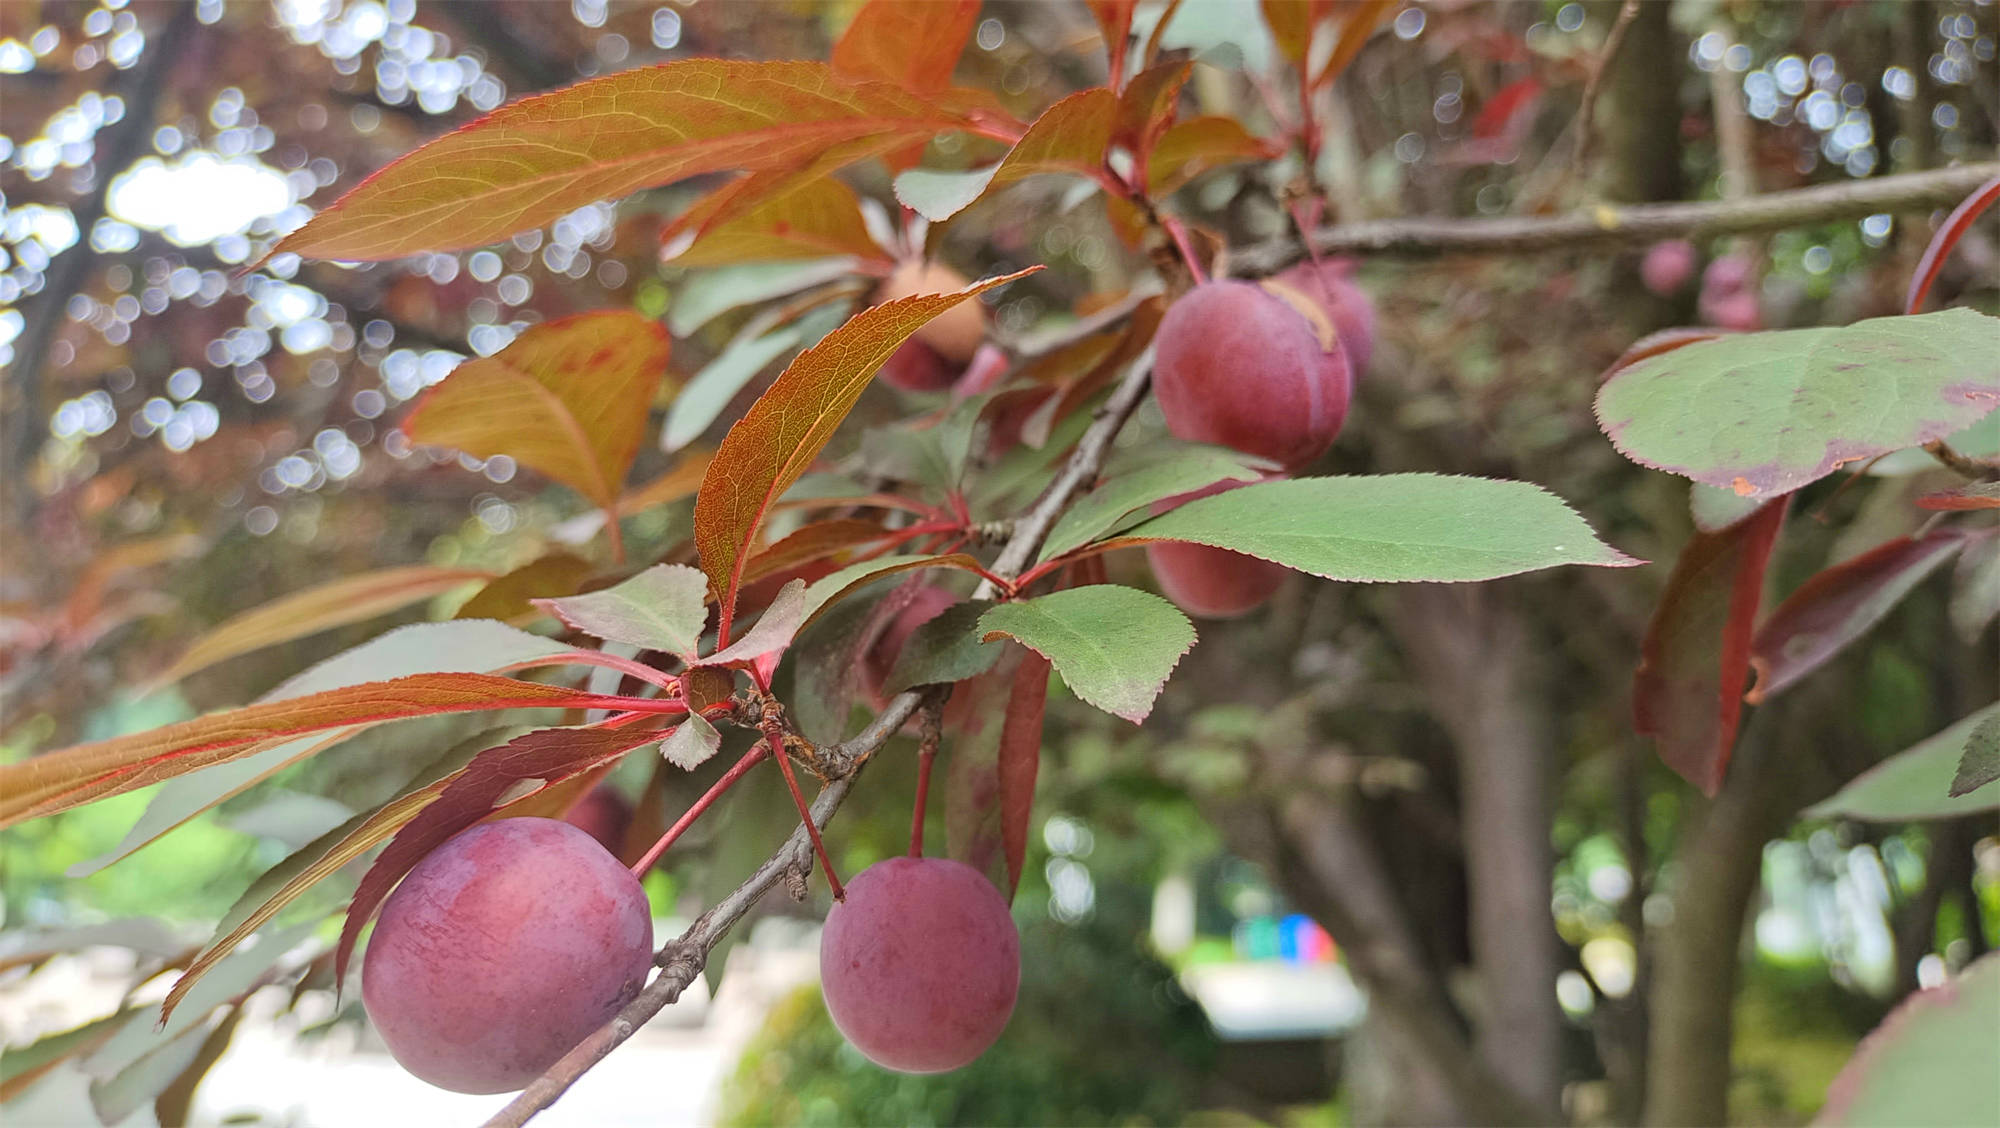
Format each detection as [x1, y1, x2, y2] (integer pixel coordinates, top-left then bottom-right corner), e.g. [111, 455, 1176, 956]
[362, 814, 1019, 1092]
[1145, 261, 1375, 618]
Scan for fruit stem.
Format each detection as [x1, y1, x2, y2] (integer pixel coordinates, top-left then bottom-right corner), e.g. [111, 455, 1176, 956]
[770, 732, 845, 899]
[1162, 215, 1207, 285]
[629, 742, 770, 875]
[908, 699, 943, 857]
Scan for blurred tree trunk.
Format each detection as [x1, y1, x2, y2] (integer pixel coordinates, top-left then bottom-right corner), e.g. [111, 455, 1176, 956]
[1390, 585, 1564, 1114]
[1597, 0, 1684, 205]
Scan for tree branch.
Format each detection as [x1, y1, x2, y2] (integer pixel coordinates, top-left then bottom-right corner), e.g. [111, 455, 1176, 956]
[484, 348, 1160, 1127]
[1231, 163, 1999, 269]
[3, 1, 196, 516]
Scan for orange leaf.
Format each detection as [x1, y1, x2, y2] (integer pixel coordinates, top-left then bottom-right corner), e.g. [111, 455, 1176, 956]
[403, 312, 670, 513]
[1147, 116, 1281, 196]
[0, 674, 663, 826]
[335, 725, 665, 987]
[1113, 60, 1192, 167]
[1314, 0, 1394, 89]
[1261, 0, 1330, 71]
[895, 88, 1118, 221]
[160, 777, 450, 1022]
[150, 566, 494, 688]
[662, 172, 890, 268]
[693, 268, 1039, 638]
[454, 553, 597, 623]
[617, 446, 714, 515]
[832, 0, 981, 96]
[272, 59, 982, 262]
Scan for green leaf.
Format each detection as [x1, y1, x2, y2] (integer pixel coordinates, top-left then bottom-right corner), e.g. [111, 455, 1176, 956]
[1038, 445, 1267, 562]
[537, 564, 710, 657]
[661, 713, 723, 770]
[978, 585, 1194, 723]
[666, 258, 860, 338]
[1690, 482, 1766, 533]
[1816, 952, 2000, 1127]
[662, 325, 801, 453]
[884, 600, 1001, 694]
[71, 621, 570, 876]
[1949, 710, 2000, 799]
[1805, 704, 2000, 822]
[1595, 309, 2000, 498]
[799, 553, 984, 630]
[1115, 474, 1639, 581]
[87, 1022, 212, 1126]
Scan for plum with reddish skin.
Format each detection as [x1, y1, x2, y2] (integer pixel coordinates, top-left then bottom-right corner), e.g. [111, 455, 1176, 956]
[1698, 252, 1763, 330]
[1152, 281, 1350, 470]
[1271, 258, 1377, 374]
[819, 856, 1020, 1073]
[361, 818, 653, 1094]
[563, 784, 633, 857]
[878, 339, 958, 392]
[1144, 479, 1288, 619]
[1640, 240, 1698, 297]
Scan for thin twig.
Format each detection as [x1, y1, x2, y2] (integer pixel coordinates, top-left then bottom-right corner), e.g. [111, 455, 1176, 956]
[1569, 0, 1641, 184]
[1924, 438, 2000, 479]
[1231, 163, 1999, 270]
[484, 344, 1159, 1127]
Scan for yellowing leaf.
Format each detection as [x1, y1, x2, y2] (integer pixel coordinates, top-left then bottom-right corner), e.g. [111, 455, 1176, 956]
[693, 268, 1038, 637]
[403, 312, 670, 513]
[150, 566, 493, 688]
[832, 0, 981, 95]
[273, 59, 982, 262]
[617, 447, 713, 515]
[663, 173, 889, 268]
[0, 674, 658, 826]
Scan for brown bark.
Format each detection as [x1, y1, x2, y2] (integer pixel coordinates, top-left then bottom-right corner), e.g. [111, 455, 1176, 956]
[1597, 0, 1683, 205]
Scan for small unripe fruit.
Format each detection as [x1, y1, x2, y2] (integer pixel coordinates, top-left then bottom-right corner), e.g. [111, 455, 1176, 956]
[1144, 479, 1288, 619]
[878, 339, 957, 391]
[879, 260, 987, 363]
[1640, 240, 1697, 297]
[1153, 280, 1350, 471]
[1698, 252, 1762, 330]
[1271, 258, 1377, 374]
[819, 856, 1020, 1073]
[563, 784, 633, 857]
[362, 818, 653, 1094]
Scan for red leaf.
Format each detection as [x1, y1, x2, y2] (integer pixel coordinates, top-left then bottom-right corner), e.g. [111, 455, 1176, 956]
[998, 651, 1051, 901]
[1747, 528, 1980, 703]
[740, 518, 893, 588]
[693, 269, 1038, 640]
[272, 60, 983, 262]
[334, 724, 666, 988]
[0, 674, 665, 827]
[1634, 496, 1789, 795]
[1470, 76, 1545, 141]
[1906, 174, 2000, 315]
[943, 649, 1024, 892]
[1916, 482, 2000, 511]
[1083, 0, 1140, 81]
[832, 0, 981, 96]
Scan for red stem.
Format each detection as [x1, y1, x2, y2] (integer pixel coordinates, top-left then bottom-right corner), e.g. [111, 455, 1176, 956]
[909, 742, 937, 858]
[1162, 215, 1208, 284]
[769, 732, 845, 899]
[629, 742, 770, 875]
[497, 651, 681, 695]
